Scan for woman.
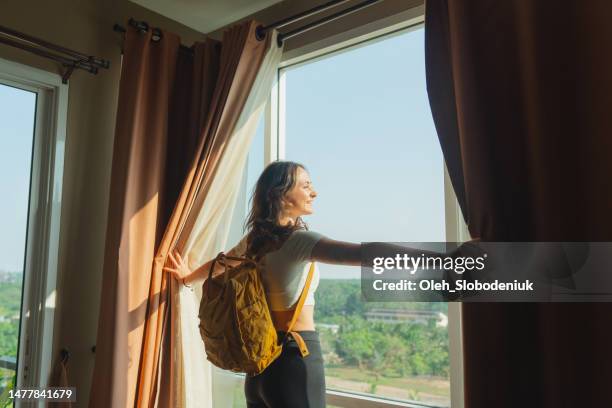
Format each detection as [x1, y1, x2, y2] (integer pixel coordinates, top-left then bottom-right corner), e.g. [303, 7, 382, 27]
[163, 161, 459, 407]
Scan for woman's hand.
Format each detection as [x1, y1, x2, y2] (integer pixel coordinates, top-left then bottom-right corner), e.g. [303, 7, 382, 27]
[163, 249, 191, 283]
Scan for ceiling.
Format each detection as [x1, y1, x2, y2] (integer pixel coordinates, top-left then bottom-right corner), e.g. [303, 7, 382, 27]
[129, 0, 284, 34]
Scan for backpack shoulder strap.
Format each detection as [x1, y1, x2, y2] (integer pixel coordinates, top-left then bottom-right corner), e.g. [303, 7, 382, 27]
[205, 253, 257, 296]
[284, 262, 316, 357]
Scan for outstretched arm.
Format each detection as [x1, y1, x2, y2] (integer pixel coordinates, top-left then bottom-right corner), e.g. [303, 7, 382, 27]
[309, 238, 361, 265]
[311, 237, 483, 301]
[310, 238, 446, 266]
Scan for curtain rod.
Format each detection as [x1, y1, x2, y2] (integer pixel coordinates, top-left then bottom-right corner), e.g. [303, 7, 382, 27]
[275, 0, 384, 44]
[257, 0, 354, 34]
[257, 0, 384, 44]
[0, 24, 110, 83]
[114, 0, 385, 49]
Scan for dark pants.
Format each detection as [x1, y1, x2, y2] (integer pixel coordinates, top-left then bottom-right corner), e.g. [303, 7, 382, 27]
[244, 330, 326, 408]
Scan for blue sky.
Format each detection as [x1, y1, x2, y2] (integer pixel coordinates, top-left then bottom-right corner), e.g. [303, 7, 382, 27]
[0, 84, 36, 273]
[246, 27, 446, 279]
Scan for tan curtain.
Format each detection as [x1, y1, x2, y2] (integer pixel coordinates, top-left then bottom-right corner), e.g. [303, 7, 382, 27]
[89, 21, 280, 407]
[47, 351, 71, 408]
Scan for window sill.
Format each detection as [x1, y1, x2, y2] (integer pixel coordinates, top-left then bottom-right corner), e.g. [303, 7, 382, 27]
[326, 388, 445, 408]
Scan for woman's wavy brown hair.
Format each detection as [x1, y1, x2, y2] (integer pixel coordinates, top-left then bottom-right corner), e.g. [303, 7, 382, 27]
[244, 160, 308, 261]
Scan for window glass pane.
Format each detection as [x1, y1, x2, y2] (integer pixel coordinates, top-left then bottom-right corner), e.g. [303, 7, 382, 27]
[284, 27, 450, 406]
[0, 83, 37, 393]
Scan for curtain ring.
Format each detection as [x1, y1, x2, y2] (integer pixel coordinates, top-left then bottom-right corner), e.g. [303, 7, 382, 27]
[255, 25, 266, 41]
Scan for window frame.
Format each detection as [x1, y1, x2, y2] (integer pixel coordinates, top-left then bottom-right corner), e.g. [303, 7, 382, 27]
[0, 57, 68, 393]
[273, 15, 466, 408]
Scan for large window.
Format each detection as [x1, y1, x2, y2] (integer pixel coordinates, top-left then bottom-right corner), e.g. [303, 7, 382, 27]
[0, 58, 67, 397]
[225, 20, 465, 408]
[0, 82, 35, 396]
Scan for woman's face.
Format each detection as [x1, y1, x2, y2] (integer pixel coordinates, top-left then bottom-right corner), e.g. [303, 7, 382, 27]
[281, 167, 317, 218]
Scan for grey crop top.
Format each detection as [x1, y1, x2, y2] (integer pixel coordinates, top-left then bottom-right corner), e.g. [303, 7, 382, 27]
[227, 230, 325, 311]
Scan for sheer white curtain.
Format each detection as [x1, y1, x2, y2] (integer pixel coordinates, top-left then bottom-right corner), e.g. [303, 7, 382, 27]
[171, 30, 283, 408]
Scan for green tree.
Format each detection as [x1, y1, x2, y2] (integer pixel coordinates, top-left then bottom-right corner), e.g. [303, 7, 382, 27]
[0, 322, 18, 358]
[344, 292, 365, 315]
[315, 279, 450, 378]
[335, 316, 375, 369]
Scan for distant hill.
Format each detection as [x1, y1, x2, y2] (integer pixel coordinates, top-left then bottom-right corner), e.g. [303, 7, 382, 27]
[0, 271, 22, 284]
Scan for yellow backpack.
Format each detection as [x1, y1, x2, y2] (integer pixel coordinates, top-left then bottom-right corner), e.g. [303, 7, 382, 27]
[198, 252, 315, 376]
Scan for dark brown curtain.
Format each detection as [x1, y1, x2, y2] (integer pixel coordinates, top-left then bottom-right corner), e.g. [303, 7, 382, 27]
[88, 20, 269, 407]
[425, 1, 612, 407]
